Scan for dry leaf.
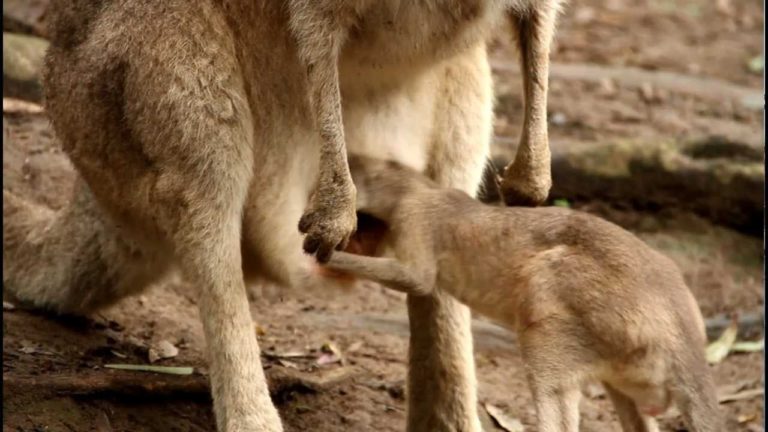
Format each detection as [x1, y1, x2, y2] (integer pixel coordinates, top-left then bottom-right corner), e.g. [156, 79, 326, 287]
[738, 413, 758, 424]
[717, 380, 753, 396]
[2, 98, 44, 114]
[639, 82, 655, 102]
[317, 342, 344, 366]
[731, 339, 764, 353]
[346, 341, 364, 353]
[110, 350, 127, 359]
[316, 353, 342, 366]
[95, 411, 113, 432]
[277, 359, 300, 369]
[484, 403, 524, 432]
[706, 316, 739, 364]
[125, 335, 147, 349]
[321, 342, 342, 356]
[19, 344, 53, 356]
[747, 55, 764, 74]
[658, 406, 681, 420]
[265, 350, 313, 359]
[716, 0, 733, 16]
[719, 388, 764, 404]
[584, 383, 606, 399]
[255, 323, 267, 336]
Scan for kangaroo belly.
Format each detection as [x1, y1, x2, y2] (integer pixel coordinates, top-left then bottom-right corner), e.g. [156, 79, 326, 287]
[341, 65, 442, 171]
[342, 0, 506, 69]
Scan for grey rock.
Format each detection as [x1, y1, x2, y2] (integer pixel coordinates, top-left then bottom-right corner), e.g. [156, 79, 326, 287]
[3, 32, 49, 102]
[3, 0, 49, 38]
[484, 136, 764, 236]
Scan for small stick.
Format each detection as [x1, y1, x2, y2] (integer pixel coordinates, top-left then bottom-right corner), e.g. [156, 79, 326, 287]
[704, 310, 764, 340]
[2, 366, 357, 400]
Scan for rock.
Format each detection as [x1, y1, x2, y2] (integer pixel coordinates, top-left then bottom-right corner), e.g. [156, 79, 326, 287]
[584, 383, 606, 399]
[550, 112, 567, 126]
[148, 340, 179, 363]
[3, 97, 44, 114]
[598, 78, 617, 97]
[3, 32, 49, 102]
[340, 411, 371, 428]
[550, 137, 764, 236]
[3, 0, 49, 38]
[639, 82, 655, 102]
[716, 0, 734, 17]
[573, 7, 596, 24]
[483, 137, 764, 236]
[3, 113, 76, 211]
[3, 116, 10, 143]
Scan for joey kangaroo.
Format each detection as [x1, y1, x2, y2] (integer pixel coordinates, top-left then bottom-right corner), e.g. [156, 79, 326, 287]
[3, 1, 563, 431]
[324, 155, 723, 432]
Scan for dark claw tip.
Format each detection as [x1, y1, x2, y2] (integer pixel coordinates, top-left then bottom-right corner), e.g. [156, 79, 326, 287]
[502, 189, 545, 208]
[298, 215, 312, 233]
[316, 246, 333, 264]
[303, 235, 321, 254]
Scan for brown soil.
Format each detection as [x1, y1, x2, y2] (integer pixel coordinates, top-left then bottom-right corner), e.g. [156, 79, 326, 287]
[3, 0, 764, 431]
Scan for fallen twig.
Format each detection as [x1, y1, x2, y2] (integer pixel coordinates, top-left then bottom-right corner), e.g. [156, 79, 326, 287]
[105, 364, 192, 375]
[2, 365, 357, 401]
[704, 311, 764, 340]
[304, 310, 764, 351]
[661, 386, 764, 420]
[3, 370, 210, 398]
[719, 388, 764, 404]
[484, 403, 525, 432]
[2, 97, 44, 114]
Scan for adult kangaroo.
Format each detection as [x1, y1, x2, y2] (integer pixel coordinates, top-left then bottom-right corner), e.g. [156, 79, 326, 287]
[3, 1, 561, 430]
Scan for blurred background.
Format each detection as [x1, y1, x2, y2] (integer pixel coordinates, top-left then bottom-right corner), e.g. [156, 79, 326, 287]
[3, 0, 764, 431]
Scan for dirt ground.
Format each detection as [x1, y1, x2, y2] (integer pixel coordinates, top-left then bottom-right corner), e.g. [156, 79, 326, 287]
[3, 0, 764, 431]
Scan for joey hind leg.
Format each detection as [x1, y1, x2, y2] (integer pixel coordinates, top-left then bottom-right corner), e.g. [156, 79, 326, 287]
[406, 44, 493, 432]
[604, 383, 660, 432]
[520, 322, 586, 432]
[530, 383, 582, 432]
[671, 357, 723, 432]
[499, 2, 561, 206]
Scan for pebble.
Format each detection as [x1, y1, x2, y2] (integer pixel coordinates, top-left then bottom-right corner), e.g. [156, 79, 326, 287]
[148, 340, 179, 363]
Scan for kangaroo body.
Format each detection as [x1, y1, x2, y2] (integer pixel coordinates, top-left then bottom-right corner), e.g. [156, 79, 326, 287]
[326, 155, 723, 432]
[3, 1, 562, 430]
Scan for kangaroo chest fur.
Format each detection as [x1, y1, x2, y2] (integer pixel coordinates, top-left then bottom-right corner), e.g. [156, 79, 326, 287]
[340, 0, 508, 69]
[332, 1, 507, 173]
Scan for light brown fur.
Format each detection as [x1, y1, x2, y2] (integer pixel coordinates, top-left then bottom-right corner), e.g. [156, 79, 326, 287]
[325, 155, 723, 432]
[3, 1, 563, 431]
